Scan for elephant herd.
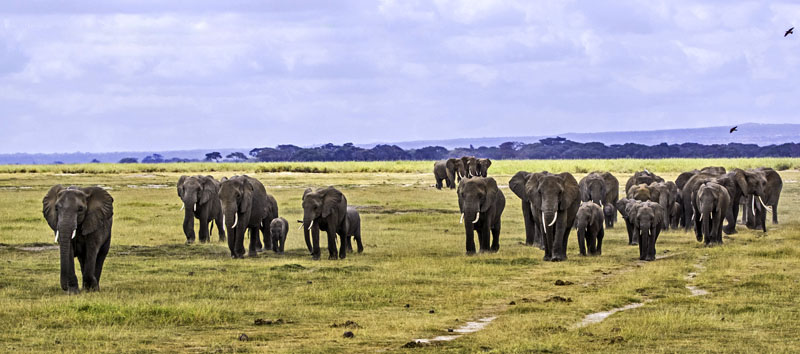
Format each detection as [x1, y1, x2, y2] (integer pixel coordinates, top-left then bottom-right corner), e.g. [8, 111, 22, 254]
[450, 166, 783, 263]
[40, 165, 782, 294]
[433, 156, 492, 189]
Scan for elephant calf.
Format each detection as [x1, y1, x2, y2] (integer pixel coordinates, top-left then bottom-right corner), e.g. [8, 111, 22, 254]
[269, 217, 289, 253]
[616, 198, 639, 246]
[632, 201, 666, 261]
[575, 202, 604, 256]
[457, 177, 505, 254]
[345, 206, 363, 253]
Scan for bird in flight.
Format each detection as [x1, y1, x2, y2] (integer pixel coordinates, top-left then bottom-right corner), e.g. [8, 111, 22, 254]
[786, 27, 794, 37]
[730, 126, 738, 134]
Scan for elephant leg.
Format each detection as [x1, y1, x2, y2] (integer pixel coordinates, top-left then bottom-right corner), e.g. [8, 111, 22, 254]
[81, 245, 99, 291]
[227, 226, 237, 257]
[596, 228, 604, 256]
[355, 229, 364, 253]
[542, 226, 554, 261]
[327, 229, 338, 260]
[435, 177, 442, 190]
[346, 235, 353, 253]
[261, 222, 272, 252]
[772, 203, 778, 224]
[465, 223, 477, 255]
[247, 227, 259, 258]
[183, 209, 196, 244]
[724, 201, 738, 235]
[198, 213, 209, 243]
[215, 213, 226, 242]
[94, 236, 110, 285]
[587, 229, 597, 255]
[551, 218, 568, 262]
[490, 220, 500, 252]
[234, 224, 247, 258]
[576, 228, 587, 256]
[478, 222, 491, 252]
[338, 232, 347, 260]
[311, 226, 321, 260]
[625, 220, 634, 245]
[521, 202, 535, 246]
[638, 231, 646, 260]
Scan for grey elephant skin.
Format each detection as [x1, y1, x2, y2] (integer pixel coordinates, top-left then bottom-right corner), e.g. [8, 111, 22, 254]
[433, 158, 466, 189]
[630, 200, 665, 261]
[269, 217, 289, 253]
[537, 172, 580, 261]
[575, 202, 605, 256]
[177, 175, 225, 244]
[43, 185, 114, 294]
[219, 175, 278, 258]
[625, 170, 664, 193]
[508, 171, 549, 248]
[345, 206, 363, 253]
[694, 182, 730, 245]
[457, 177, 505, 254]
[302, 187, 349, 260]
[578, 171, 619, 228]
[742, 167, 782, 231]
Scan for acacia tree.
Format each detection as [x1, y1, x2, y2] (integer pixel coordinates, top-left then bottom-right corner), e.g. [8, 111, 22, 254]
[205, 152, 222, 162]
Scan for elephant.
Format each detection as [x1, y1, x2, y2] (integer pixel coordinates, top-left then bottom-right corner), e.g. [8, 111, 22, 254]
[43, 185, 114, 294]
[433, 160, 449, 190]
[627, 183, 651, 201]
[575, 202, 605, 256]
[219, 175, 278, 258]
[647, 182, 673, 230]
[269, 217, 289, 254]
[631, 201, 665, 261]
[177, 175, 225, 244]
[743, 168, 782, 231]
[302, 187, 349, 260]
[457, 177, 505, 254]
[681, 169, 733, 232]
[675, 170, 700, 190]
[694, 182, 730, 245]
[433, 158, 466, 189]
[700, 166, 727, 175]
[344, 206, 363, 254]
[476, 158, 492, 177]
[670, 201, 682, 229]
[579, 171, 619, 228]
[616, 198, 640, 245]
[509, 170, 549, 248]
[625, 170, 664, 193]
[712, 168, 765, 234]
[461, 156, 478, 178]
[536, 172, 580, 261]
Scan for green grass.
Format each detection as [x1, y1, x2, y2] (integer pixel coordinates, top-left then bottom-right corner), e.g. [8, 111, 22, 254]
[0, 159, 798, 352]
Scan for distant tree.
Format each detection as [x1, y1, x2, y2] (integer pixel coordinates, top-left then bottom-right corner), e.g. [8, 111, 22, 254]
[53, 161, 64, 165]
[90, 159, 101, 163]
[142, 153, 164, 163]
[118, 157, 138, 164]
[205, 152, 222, 162]
[226, 152, 248, 161]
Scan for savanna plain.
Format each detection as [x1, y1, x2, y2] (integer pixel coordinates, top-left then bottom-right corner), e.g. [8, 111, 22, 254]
[1, 159, 799, 353]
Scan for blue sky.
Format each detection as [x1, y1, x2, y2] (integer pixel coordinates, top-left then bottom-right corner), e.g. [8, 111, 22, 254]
[1, 1, 799, 153]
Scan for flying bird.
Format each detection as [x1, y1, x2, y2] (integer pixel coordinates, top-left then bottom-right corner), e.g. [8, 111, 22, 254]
[730, 126, 738, 134]
[786, 27, 794, 37]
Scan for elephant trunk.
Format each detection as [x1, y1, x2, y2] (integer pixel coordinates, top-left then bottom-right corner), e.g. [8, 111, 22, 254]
[57, 217, 78, 293]
[701, 211, 711, 242]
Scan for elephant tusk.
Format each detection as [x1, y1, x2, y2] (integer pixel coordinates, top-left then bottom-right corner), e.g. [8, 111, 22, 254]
[71, 229, 76, 239]
[308, 220, 314, 231]
[298, 223, 303, 230]
[600, 201, 604, 208]
[180, 204, 185, 211]
[548, 211, 558, 227]
[752, 196, 756, 216]
[54, 231, 58, 243]
[232, 213, 238, 228]
[472, 212, 480, 224]
[460, 213, 464, 224]
[193, 203, 197, 212]
[223, 215, 226, 228]
[699, 213, 702, 222]
[758, 196, 772, 214]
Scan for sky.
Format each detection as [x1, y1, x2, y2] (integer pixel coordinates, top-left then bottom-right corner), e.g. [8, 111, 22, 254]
[1, 1, 799, 154]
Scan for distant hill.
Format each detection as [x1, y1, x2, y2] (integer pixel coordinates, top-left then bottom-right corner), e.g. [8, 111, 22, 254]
[359, 123, 800, 149]
[1, 123, 798, 164]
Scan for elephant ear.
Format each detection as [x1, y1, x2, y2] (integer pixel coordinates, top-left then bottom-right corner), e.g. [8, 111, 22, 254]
[652, 203, 666, 229]
[578, 177, 589, 202]
[558, 173, 579, 211]
[240, 178, 255, 215]
[199, 176, 216, 205]
[42, 184, 64, 232]
[508, 171, 531, 201]
[302, 188, 313, 201]
[446, 159, 455, 171]
[457, 180, 465, 213]
[177, 175, 187, 198]
[80, 186, 114, 236]
[322, 188, 343, 218]
[733, 169, 749, 195]
[481, 178, 499, 212]
[484, 159, 492, 168]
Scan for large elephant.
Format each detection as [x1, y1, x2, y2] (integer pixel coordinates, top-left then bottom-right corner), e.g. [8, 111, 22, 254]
[476, 158, 492, 177]
[509, 171, 549, 248]
[433, 158, 466, 189]
[302, 187, 349, 260]
[647, 182, 674, 230]
[713, 168, 764, 234]
[625, 170, 664, 193]
[345, 206, 363, 254]
[694, 182, 730, 245]
[743, 167, 782, 231]
[177, 175, 225, 244]
[536, 172, 580, 261]
[681, 169, 730, 231]
[457, 177, 505, 254]
[631, 201, 665, 261]
[219, 175, 277, 258]
[43, 185, 114, 294]
[675, 170, 700, 190]
[579, 171, 619, 228]
[575, 202, 604, 256]
[461, 156, 477, 178]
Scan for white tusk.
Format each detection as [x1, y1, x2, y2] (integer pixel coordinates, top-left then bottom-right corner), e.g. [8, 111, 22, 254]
[460, 213, 464, 224]
[308, 220, 314, 231]
[297, 223, 303, 230]
[232, 213, 238, 228]
[472, 212, 480, 224]
[54, 231, 59, 243]
[542, 211, 546, 228]
[548, 211, 558, 227]
[752, 196, 756, 216]
[758, 196, 772, 214]
[71, 229, 76, 239]
[600, 201, 604, 208]
[180, 204, 185, 211]
[223, 215, 226, 228]
[699, 213, 702, 222]
[193, 203, 196, 212]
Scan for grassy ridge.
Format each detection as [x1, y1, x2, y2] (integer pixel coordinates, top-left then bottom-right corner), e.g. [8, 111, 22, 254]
[0, 162, 798, 352]
[1, 157, 798, 174]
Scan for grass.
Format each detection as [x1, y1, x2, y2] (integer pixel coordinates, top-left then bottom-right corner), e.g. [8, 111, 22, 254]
[0, 158, 798, 353]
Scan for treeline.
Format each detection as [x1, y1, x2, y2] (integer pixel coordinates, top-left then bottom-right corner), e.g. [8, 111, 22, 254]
[117, 137, 800, 163]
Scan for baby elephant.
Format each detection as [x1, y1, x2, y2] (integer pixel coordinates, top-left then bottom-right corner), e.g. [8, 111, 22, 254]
[269, 217, 289, 253]
[345, 206, 363, 253]
[575, 202, 605, 256]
